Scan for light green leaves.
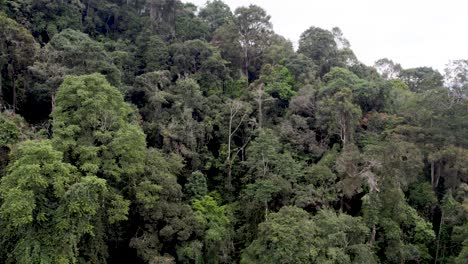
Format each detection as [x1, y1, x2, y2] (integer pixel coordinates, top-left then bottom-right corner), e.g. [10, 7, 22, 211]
[0, 140, 108, 263]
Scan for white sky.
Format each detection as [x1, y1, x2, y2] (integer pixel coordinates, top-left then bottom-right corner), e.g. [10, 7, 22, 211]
[183, 0, 468, 72]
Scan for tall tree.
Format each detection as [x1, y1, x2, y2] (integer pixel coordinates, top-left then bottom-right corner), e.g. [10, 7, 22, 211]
[374, 58, 402, 80]
[298, 27, 338, 77]
[444, 59, 468, 100]
[0, 12, 37, 113]
[51, 73, 146, 260]
[234, 5, 272, 80]
[317, 87, 362, 145]
[29, 29, 122, 120]
[199, 0, 233, 34]
[131, 148, 201, 262]
[400, 66, 443, 93]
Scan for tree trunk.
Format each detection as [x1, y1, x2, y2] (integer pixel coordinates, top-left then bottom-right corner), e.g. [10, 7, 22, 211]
[51, 87, 57, 112]
[258, 97, 262, 129]
[0, 72, 3, 110]
[171, 1, 176, 39]
[435, 161, 442, 189]
[431, 160, 435, 189]
[226, 106, 233, 191]
[12, 75, 16, 114]
[244, 47, 249, 83]
[340, 115, 347, 145]
[435, 209, 444, 264]
[368, 224, 376, 246]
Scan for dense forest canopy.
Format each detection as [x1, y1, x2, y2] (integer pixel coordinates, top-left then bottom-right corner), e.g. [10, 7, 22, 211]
[0, 0, 466, 263]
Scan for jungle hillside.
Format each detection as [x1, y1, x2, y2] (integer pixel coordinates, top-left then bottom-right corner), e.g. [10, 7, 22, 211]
[0, 0, 466, 263]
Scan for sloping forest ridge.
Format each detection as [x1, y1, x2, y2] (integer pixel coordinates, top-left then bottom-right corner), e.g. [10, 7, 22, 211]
[0, 0, 466, 263]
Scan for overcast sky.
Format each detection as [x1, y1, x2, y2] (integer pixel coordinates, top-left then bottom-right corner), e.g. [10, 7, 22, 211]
[183, 0, 468, 72]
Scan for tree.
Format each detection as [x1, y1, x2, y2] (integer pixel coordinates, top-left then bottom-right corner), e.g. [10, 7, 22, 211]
[199, 0, 233, 33]
[174, 2, 210, 41]
[52, 73, 145, 181]
[186, 171, 208, 200]
[131, 148, 202, 262]
[146, 0, 180, 39]
[0, 111, 29, 173]
[138, 34, 169, 73]
[285, 53, 317, 84]
[29, 29, 122, 118]
[317, 88, 362, 145]
[157, 78, 212, 169]
[361, 138, 435, 263]
[289, 84, 317, 117]
[1, 0, 83, 43]
[192, 195, 233, 263]
[260, 64, 296, 100]
[241, 206, 316, 264]
[51, 73, 146, 260]
[243, 129, 302, 182]
[241, 129, 303, 219]
[298, 26, 339, 77]
[293, 163, 337, 209]
[312, 209, 376, 263]
[241, 206, 375, 264]
[234, 5, 273, 80]
[279, 114, 325, 158]
[400, 66, 443, 93]
[263, 34, 294, 66]
[336, 144, 379, 199]
[435, 189, 468, 264]
[211, 22, 243, 77]
[168, 39, 230, 94]
[374, 58, 402, 80]
[224, 99, 251, 191]
[332, 27, 350, 49]
[0, 140, 108, 263]
[0, 12, 37, 113]
[444, 59, 468, 100]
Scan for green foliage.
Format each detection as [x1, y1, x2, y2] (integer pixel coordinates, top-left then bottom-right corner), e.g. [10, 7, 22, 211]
[261, 64, 296, 100]
[241, 206, 317, 264]
[0, 112, 20, 146]
[199, 0, 233, 33]
[298, 27, 339, 77]
[192, 195, 233, 263]
[242, 206, 375, 264]
[0, 1, 466, 263]
[313, 210, 376, 263]
[234, 4, 273, 79]
[0, 140, 107, 263]
[175, 3, 210, 41]
[0, 12, 38, 112]
[294, 164, 337, 209]
[50, 73, 146, 261]
[52, 73, 145, 180]
[186, 171, 208, 200]
[140, 35, 169, 72]
[400, 67, 443, 93]
[317, 87, 362, 144]
[244, 179, 282, 207]
[243, 129, 303, 181]
[31, 28, 122, 88]
[409, 182, 437, 216]
[131, 148, 201, 262]
[169, 40, 229, 95]
[363, 188, 436, 263]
